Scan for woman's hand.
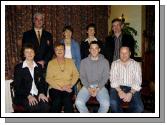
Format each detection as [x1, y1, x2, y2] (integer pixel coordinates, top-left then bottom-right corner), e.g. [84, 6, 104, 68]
[38, 93, 48, 102]
[27, 95, 38, 106]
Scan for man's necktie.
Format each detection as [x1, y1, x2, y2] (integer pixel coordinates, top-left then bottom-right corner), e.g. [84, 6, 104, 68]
[37, 31, 41, 43]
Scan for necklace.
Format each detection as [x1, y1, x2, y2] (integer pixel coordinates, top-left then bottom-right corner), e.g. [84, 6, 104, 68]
[56, 58, 65, 72]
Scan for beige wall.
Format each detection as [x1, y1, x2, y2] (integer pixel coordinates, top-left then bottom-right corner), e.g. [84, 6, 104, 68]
[108, 5, 146, 57]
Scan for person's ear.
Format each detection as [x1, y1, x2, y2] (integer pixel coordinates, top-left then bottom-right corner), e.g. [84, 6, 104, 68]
[89, 48, 91, 53]
[99, 48, 101, 53]
[62, 32, 65, 38]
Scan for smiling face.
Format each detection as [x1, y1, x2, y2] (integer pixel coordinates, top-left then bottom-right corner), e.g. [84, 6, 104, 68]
[24, 48, 35, 61]
[64, 29, 72, 39]
[34, 15, 43, 29]
[112, 21, 123, 34]
[120, 47, 131, 63]
[55, 45, 65, 58]
[87, 27, 95, 37]
[89, 43, 100, 58]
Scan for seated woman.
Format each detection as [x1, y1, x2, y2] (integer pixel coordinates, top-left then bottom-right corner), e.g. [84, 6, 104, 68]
[46, 42, 79, 113]
[13, 43, 49, 113]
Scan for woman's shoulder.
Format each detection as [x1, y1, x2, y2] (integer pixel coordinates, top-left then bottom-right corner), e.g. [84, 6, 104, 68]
[65, 58, 73, 62]
[65, 58, 76, 65]
[14, 62, 23, 69]
[47, 59, 57, 67]
[71, 39, 79, 45]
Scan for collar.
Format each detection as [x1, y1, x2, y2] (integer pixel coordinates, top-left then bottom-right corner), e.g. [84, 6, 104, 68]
[113, 32, 122, 39]
[34, 28, 42, 33]
[84, 37, 98, 42]
[118, 59, 133, 66]
[22, 60, 38, 68]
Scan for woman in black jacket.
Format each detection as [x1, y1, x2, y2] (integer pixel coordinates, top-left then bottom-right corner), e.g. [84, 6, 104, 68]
[13, 43, 49, 112]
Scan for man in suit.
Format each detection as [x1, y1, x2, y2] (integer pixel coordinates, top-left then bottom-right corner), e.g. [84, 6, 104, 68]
[104, 18, 135, 66]
[22, 12, 54, 72]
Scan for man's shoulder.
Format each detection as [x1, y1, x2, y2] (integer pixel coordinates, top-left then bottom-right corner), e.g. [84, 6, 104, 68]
[122, 33, 134, 40]
[81, 57, 89, 63]
[111, 59, 121, 65]
[106, 35, 114, 40]
[129, 59, 139, 65]
[23, 29, 34, 35]
[43, 29, 51, 34]
[105, 35, 115, 45]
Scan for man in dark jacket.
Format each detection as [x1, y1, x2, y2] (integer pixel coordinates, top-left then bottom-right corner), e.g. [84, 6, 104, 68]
[22, 12, 54, 72]
[104, 18, 135, 66]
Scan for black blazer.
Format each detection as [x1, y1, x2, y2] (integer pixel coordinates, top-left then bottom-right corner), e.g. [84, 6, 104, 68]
[13, 63, 48, 103]
[80, 39, 104, 60]
[22, 29, 54, 66]
[104, 34, 135, 66]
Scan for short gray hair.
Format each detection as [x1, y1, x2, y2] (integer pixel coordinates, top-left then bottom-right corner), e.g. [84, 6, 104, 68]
[33, 12, 44, 22]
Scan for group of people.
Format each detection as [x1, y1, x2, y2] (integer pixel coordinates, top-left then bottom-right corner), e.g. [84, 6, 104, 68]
[13, 12, 144, 113]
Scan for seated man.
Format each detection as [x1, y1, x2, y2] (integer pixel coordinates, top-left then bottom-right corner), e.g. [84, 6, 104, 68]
[13, 43, 49, 113]
[110, 46, 144, 113]
[46, 42, 79, 113]
[75, 41, 110, 113]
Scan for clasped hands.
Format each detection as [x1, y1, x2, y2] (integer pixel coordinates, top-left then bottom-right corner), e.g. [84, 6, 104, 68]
[118, 90, 133, 102]
[57, 84, 72, 93]
[88, 87, 100, 97]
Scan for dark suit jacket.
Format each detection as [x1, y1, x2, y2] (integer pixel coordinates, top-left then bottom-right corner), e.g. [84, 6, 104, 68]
[22, 29, 54, 67]
[104, 34, 135, 66]
[13, 63, 48, 104]
[80, 39, 104, 60]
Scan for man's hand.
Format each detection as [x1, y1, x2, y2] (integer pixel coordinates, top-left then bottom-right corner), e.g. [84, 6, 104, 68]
[118, 90, 126, 99]
[88, 87, 99, 97]
[27, 95, 38, 106]
[37, 60, 45, 68]
[122, 92, 133, 102]
[38, 93, 48, 102]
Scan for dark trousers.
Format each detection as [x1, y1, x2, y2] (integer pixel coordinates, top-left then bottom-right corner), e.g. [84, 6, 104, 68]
[109, 86, 144, 113]
[49, 88, 73, 113]
[14, 96, 50, 113]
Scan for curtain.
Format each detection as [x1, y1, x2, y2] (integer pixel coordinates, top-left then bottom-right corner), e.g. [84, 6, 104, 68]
[5, 5, 109, 79]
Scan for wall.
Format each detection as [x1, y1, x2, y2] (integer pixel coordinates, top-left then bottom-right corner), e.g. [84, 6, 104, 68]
[108, 5, 146, 57]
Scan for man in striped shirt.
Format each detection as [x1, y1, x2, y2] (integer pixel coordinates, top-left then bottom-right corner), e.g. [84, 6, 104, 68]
[109, 46, 144, 113]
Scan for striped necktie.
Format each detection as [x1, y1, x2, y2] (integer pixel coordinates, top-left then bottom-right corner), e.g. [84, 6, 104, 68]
[37, 31, 41, 43]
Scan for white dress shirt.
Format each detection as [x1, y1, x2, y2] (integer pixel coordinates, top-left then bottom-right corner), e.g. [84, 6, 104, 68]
[65, 45, 72, 59]
[110, 59, 142, 91]
[22, 60, 38, 95]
